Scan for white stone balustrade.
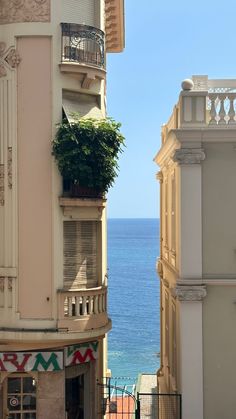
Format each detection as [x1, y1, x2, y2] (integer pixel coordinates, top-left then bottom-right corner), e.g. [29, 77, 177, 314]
[208, 93, 236, 125]
[57, 286, 108, 332]
[165, 92, 236, 131]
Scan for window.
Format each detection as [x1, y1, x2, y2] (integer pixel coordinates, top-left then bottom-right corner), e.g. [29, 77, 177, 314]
[63, 220, 98, 289]
[6, 375, 36, 419]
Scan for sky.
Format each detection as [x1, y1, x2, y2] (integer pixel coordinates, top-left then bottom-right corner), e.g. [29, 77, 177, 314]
[106, 0, 236, 218]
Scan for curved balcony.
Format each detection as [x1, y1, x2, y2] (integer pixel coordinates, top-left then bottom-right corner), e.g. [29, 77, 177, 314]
[60, 23, 106, 88]
[57, 286, 110, 333]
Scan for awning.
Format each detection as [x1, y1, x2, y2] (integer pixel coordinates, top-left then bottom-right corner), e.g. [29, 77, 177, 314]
[62, 90, 104, 123]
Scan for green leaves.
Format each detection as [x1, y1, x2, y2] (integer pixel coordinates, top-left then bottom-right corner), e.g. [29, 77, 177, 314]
[52, 116, 125, 193]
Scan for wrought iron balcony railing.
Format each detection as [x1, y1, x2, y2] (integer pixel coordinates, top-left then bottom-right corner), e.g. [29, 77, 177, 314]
[61, 23, 105, 69]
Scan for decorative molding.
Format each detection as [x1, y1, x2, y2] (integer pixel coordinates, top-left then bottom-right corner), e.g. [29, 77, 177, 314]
[156, 258, 163, 278]
[8, 278, 13, 291]
[0, 277, 4, 292]
[7, 147, 12, 189]
[0, 267, 17, 277]
[0, 43, 21, 78]
[81, 73, 96, 90]
[172, 148, 205, 165]
[105, 0, 124, 52]
[0, 164, 4, 206]
[174, 285, 207, 301]
[0, 0, 50, 24]
[156, 171, 163, 183]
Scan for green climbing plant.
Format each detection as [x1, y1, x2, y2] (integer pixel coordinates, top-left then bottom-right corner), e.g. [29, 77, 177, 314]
[52, 116, 125, 194]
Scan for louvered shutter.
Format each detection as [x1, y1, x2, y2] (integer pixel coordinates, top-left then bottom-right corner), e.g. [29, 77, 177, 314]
[64, 220, 97, 289]
[62, 0, 95, 26]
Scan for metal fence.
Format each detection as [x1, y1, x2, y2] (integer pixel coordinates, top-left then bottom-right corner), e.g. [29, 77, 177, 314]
[97, 380, 136, 418]
[137, 392, 182, 419]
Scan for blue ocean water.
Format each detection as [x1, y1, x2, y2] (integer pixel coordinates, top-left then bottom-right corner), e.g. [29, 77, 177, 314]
[107, 218, 160, 384]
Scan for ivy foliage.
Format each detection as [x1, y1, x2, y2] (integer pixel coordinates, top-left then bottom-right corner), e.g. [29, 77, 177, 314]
[52, 117, 125, 193]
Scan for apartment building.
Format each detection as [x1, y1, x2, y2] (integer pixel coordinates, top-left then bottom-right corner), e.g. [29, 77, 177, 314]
[155, 75, 236, 419]
[0, 1, 124, 418]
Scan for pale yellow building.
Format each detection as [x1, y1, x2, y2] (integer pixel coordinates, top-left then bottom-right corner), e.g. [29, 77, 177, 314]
[155, 75, 236, 419]
[0, 1, 124, 418]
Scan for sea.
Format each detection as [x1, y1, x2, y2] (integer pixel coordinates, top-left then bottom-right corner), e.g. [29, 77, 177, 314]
[107, 218, 160, 386]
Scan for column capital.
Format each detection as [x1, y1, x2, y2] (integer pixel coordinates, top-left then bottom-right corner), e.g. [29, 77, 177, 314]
[156, 258, 163, 278]
[156, 171, 163, 183]
[173, 285, 207, 301]
[172, 148, 205, 165]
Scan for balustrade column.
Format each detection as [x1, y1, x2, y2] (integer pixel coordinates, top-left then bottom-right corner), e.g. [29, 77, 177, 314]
[228, 93, 236, 124]
[218, 94, 226, 125]
[209, 93, 236, 125]
[209, 94, 217, 125]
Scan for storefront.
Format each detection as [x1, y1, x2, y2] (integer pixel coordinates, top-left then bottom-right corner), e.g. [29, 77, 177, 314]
[0, 342, 99, 419]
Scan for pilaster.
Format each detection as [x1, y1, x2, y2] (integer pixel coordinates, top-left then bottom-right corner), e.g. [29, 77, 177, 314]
[175, 285, 206, 419]
[172, 147, 205, 279]
[172, 143, 206, 419]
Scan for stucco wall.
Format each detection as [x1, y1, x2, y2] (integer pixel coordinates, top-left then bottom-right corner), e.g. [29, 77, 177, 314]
[37, 371, 65, 419]
[202, 143, 236, 276]
[203, 285, 236, 419]
[17, 37, 52, 319]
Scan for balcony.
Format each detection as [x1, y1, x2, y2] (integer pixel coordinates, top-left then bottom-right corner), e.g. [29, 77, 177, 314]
[57, 286, 110, 333]
[162, 75, 236, 144]
[59, 23, 106, 89]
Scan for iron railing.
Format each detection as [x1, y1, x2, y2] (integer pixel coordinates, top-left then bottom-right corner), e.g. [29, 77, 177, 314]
[97, 379, 136, 418]
[61, 23, 105, 68]
[97, 379, 182, 418]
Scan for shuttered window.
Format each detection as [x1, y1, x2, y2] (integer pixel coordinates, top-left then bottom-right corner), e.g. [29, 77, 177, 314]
[64, 220, 98, 289]
[62, 0, 95, 26]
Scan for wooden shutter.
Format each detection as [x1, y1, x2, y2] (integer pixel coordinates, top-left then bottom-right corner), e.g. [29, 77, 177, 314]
[63, 220, 97, 289]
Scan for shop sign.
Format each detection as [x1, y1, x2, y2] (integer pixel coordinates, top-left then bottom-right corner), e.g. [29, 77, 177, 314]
[0, 352, 63, 372]
[65, 341, 98, 367]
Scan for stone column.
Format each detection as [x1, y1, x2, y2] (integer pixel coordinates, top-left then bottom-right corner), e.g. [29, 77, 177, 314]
[175, 286, 206, 419]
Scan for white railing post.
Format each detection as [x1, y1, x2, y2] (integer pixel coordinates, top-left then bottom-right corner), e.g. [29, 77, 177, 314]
[228, 93, 236, 124]
[218, 94, 227, 125]
[209, 94, 217, 125]
[179, 80, 208, 128]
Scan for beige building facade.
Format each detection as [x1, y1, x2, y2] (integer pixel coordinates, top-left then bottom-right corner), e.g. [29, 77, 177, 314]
[155, 75, 236, 419]
[0, 1, 124, 418]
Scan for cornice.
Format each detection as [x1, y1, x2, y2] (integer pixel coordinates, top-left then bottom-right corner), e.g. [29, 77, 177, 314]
[105, 0, 125, 53]
[154, 132, 179, 168]
[174, 128, 236, 143]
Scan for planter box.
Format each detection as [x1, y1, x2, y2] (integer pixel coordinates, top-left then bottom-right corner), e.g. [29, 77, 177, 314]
[70, 184, 103, 199]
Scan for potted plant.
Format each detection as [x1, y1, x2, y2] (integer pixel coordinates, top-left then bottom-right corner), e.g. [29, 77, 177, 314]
[52, 116, 125, 198]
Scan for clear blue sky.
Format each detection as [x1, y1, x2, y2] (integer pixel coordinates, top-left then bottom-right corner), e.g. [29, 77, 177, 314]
[106, 0, 236, 218]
